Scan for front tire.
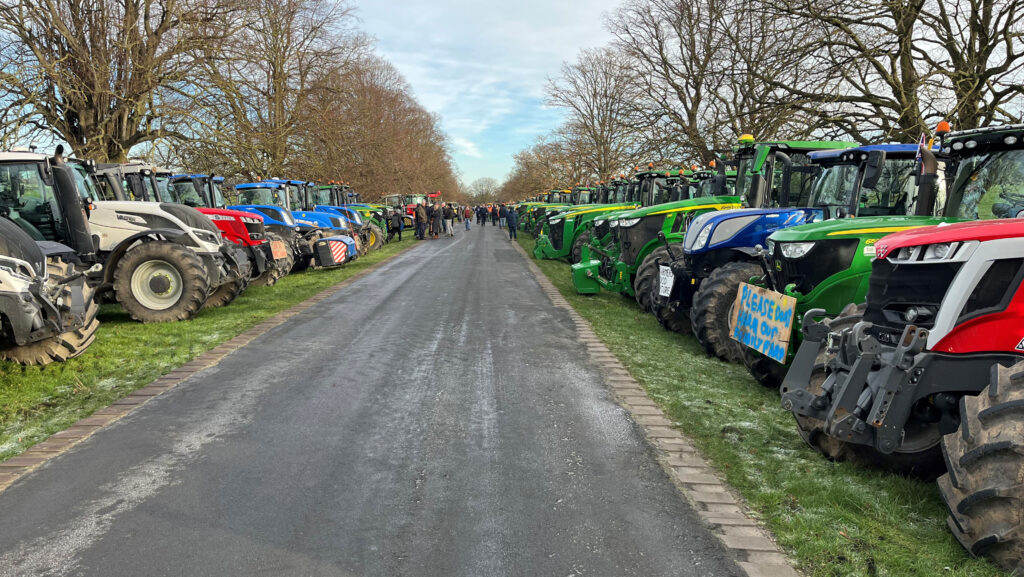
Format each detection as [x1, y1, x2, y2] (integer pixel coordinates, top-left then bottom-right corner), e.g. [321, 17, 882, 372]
[113, 241, 209, 323]
[366, 223, 385, 250]
[570, 230, 591, 264]
[690, 261, 760, 363]
[635, 245, 673, 313]
[938, 361, 1024, 572]
[202, 278, 245, 309]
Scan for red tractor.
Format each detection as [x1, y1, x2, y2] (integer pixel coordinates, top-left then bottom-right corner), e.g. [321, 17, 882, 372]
[781, 218, 1024, 570]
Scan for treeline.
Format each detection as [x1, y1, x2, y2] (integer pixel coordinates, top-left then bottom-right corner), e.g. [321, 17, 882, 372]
[0, 0, 460, 201]
[497, 0, 1024, 201]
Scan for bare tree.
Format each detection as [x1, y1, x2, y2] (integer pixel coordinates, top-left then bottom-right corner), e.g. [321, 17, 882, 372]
[0, 0, 237, 162]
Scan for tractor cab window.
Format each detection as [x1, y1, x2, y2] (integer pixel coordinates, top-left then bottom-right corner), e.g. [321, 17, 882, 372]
[312, 188, 332, 205]
[774, 152, 816, 208]
[70, 163, 102, 203]
[858, 158, 919, 216]
[0, 163, 62, 241]
[142, 176, 162, 203]
[286, 185, 304, 211]
[651, 178, 672, 204]
[170, 180, 205, 207]
[155, 177, 173, 203]
[577, 191, 591, 204]
[947, 148, 1024, 220]
[238, 188, 278, 205]
[735, 156, 754, 205]
[809, 163, 857, 216]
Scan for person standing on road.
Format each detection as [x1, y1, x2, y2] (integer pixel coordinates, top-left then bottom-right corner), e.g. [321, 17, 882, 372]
[430, 203, 443, 239]
[491, 206, 499, 226]
[414, 202, 428, 240]
[477, 206, 486, 226]
[507, 206, 519, 241]
[442, 203, 455, 237]
[464, 206, 472, 230]
[391, 207, 404, 242]
[498, 203, 508, 229]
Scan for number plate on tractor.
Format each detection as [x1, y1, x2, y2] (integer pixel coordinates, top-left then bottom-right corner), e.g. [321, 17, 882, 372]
[658, 265, 674, 297]
[270, 240, 288, 260]
[729, 282, 797, 363]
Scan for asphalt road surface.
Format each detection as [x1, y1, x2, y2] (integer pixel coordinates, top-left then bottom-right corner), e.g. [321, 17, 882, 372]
[0, 224, 742, 577]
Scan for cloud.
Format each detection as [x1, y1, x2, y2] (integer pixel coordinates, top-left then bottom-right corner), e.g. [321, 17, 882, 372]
[356, 0, 622, 183]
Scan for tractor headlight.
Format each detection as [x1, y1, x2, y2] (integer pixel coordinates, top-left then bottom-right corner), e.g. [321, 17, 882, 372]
[765, 238, 776, 255]
[779, 242, 815, 259]
[610, 220, 620, 228]
[549, 217, 563, 225]
[618, 217, 641, 228]
[924, 242, 952, 260]
[692, 224, 713, 249]
[595, 219, 605, 227]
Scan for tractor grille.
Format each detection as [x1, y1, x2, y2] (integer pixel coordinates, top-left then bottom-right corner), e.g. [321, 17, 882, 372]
[863, 258, 962, 339]
[550, 221, 565, 250]
[594, 220, 610, 240]
[244, 219, 265, 241]
[619, 215, 665, 267]
[768, 238, 858, 295]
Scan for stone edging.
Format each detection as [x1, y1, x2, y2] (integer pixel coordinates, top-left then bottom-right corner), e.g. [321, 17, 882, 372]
[0, 244, 416, 493]
[511, 239, 802, 577]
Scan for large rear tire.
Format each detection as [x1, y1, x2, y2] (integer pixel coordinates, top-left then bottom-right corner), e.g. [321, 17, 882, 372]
[570, 230, 591, 264]
[938, 361, 1024, 572]
[113, 241, 209, 323]
[634, 245, 672, 313]
[786, 303, 944, 478]
[0, 259, 100, 365]
[690, 261, 760, 363]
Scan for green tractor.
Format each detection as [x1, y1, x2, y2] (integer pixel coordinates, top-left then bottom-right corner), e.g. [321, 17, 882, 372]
[570, 165, 741, 302]
[737, 124, 1018, 387]
[532, 182, 640, 262]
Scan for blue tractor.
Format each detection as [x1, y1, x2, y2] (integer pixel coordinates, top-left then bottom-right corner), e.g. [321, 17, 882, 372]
[230, 181, 358, 270]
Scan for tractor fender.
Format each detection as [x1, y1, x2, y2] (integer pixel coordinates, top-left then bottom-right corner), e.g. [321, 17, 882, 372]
[101, 229, 189, 285]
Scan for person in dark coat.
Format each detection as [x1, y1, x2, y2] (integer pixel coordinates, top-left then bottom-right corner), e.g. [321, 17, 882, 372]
[390, 207, 404, 241]
[430, 203, 443, 239]
[498, 204, 508, 229]
[477, 206, 486, 225]
[442, 203, 455, 237]
[506, 206, 519, 240]
[490, 205, 499, 226]
[414, 202, 428, 240]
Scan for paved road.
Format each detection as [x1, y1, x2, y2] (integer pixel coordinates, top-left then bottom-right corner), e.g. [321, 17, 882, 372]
[0, 224, 741, 577]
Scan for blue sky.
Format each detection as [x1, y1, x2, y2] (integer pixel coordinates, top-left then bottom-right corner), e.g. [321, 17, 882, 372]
[357, 0, 623, 186]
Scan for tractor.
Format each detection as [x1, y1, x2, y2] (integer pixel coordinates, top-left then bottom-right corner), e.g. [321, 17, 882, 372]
[779, 216, 1024, 572]
[571, 165, 742, 306]
[647, 138, 856, 362]
[231, 181, 358, 269]
[0, 164, 99, 364]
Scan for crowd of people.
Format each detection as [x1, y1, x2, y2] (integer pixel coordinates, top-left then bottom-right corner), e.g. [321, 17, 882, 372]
[391, 201, 519, 241]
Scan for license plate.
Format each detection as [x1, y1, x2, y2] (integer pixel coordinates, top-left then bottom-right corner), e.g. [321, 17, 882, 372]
[658, 265, 674, 297]
[270, 240, 287, 260]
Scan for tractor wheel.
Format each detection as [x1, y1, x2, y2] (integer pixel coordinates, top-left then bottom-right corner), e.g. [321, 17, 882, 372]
[742, 349, 789, 389]
[0, 259, 100, 365]
[250, 233, 294, 287]
[634, 245, 673, 313]
[366, 223, 385, 251]
[937, 360, 1024, 572]
[690, 261, 760, 364]
[202, 278, 245, 309]
[570, 230, 591, 264]
[113, 241, 209, 323]
[786, 303, 944, 478]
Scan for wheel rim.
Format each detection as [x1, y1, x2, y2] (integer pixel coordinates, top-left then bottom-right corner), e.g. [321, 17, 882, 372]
[130, 259, 183, 310]
[370, 231, 377, 246]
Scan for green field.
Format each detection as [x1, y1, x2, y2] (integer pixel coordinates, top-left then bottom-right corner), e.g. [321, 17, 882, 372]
[0, 237, 415, 462]
[517, 233, 1004, 577]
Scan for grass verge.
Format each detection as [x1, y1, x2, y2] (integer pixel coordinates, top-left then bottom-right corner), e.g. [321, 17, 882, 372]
[517, 232, 1004, 577]
[0, 237, 417, 462]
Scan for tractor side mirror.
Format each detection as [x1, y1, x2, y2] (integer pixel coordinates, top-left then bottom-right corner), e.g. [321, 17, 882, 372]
[861, 150, 887, 190]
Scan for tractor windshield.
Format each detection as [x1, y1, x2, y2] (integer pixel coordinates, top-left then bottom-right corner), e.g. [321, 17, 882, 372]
[70, 163, 101, 202]
[650, 178, 673, 205]
[169, 180, 206, 208]
[287, 185, 304, 211]
[946, 149, 1024, 220]
[406, 195, 426, 205]
[809, 164, 858, 209]
[734, 156, 754, 204]
[577, 191, 591, 204]
[238, 187, 282, 206]
[0, 163, 62, 241]
[208, 181, 227, 208]
[312, 188, 332, 205]
[810, 158, 919, 217]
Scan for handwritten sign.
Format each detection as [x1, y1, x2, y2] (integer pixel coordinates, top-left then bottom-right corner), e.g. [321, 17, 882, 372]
[729, 282, 797, 363]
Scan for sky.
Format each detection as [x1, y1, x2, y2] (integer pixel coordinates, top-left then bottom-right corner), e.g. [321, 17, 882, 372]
[357, 0, 623, 186]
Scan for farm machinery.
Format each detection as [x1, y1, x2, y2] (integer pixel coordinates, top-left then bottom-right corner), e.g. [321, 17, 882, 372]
[647, 138, 857, 361]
